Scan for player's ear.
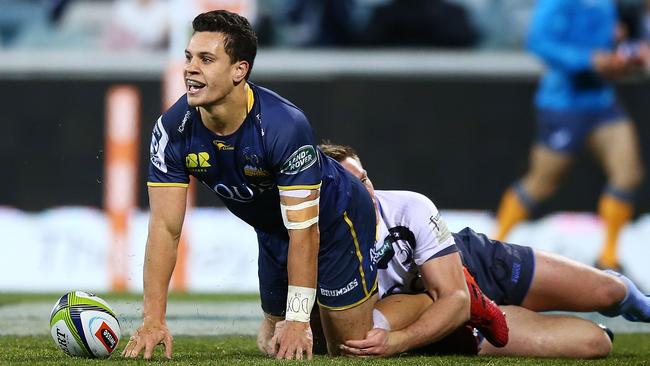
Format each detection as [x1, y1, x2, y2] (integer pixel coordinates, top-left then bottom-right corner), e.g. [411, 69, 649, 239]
[233, 60, 249, 83]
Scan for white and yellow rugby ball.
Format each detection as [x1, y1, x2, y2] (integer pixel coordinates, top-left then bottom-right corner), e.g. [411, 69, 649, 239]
[49, 291, 121, 358]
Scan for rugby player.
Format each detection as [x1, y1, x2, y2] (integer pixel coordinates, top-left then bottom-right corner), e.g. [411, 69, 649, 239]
[322, 143, 650, 358]
[494, 0, 648, 271]
[121, 10, 473, 360]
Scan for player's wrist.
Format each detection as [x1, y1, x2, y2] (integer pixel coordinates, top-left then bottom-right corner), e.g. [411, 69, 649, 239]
[285, 285, 316, 322]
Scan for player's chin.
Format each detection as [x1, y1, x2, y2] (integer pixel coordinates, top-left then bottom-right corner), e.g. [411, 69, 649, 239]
[186, 93, 202, 107]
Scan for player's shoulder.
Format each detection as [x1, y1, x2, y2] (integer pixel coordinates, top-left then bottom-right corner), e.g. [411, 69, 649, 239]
[375, 190, 441, 226]
[251, 83, 310, 130]
[376, 190, 438, 211]
[158, 94, 196, 135]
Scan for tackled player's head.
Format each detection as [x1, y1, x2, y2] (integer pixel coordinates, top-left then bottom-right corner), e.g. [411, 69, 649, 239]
[185, 10, 257, 107]
[319, 142, 375, 198]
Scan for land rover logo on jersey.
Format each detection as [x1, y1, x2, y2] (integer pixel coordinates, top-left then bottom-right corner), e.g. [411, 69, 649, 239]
[280, 145, 317, 175]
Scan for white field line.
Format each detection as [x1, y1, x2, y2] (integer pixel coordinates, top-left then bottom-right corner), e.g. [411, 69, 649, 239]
[0, 301, 263, 336]
[2, 301, 649, 337]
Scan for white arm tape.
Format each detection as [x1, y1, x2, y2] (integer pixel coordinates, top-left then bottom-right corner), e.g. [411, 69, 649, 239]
[284, 216, 319, 230]
[279, 189, 314, 198]
[285, 285, 317, 322]
[281, 197, 320, 230]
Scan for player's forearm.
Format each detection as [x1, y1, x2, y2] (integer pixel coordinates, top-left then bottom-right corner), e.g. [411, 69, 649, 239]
[142, 228, 180, 324]
[394, 289, 470, 352]
[287, 224, 319, 288]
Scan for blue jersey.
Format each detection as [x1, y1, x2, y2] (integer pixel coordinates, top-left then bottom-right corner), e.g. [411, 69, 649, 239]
[528, 0, 617, 110]
[147, 83, 351, 235]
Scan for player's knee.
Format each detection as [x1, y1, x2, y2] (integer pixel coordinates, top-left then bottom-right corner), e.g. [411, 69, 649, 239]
[596, 275, 627, 309]
[611, 165, 644, 191]
[583, 331, 612, 359]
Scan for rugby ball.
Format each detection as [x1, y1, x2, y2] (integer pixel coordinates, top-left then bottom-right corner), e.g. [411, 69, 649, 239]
[49, 291, 121, 358]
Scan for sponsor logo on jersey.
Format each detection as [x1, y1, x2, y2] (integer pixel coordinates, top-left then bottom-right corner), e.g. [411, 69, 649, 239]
[320, 279, 358, 297]
[150, 118, 169, 173]
[186, 152, 211, 171]
[213, 140, 234, 151]
[370, 239, 392, 266]
[280, 145, 317, 175]
[244, 165, 270, 177]
[242, 147, 270, 177]
[428, 213, 451, 244]
[94, 321, 118, 352]
[178, 111, 191, 133]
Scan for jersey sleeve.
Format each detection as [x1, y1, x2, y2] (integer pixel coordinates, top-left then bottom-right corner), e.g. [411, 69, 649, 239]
[266, 110, 321, 191]
[410, 194, 458, 266]
[147, 116, 190, 187]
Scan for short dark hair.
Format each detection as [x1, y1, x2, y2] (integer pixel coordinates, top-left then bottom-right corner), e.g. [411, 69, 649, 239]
[319, 141, 360, 163]
[192, 10, 258, 79]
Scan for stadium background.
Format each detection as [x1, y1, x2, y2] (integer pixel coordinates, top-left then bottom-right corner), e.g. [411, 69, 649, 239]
[1, 0, 650, 348]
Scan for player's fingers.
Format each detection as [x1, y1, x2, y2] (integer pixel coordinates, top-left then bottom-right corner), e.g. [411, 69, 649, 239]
[344, 338, 375, 349]
[123, 335, 140, 357]
[339, 344, 363, 355]
[306, 344, 313, 360]
[295, 347, 303, 360]
[163, 334, 173, 359]
[143, 339, 156, 360]
[129, 339, 145, 358]
[120, 342, 130, 357]
[275, 343, 287, 360]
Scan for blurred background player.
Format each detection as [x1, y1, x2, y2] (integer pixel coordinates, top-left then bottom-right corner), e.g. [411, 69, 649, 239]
[494, 0, 649, 271]
[318, 142, 650, 358]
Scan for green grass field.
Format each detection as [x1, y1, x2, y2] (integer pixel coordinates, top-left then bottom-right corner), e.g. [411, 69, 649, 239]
[2, 293, 650, 365]
[2, 334, 650, 366]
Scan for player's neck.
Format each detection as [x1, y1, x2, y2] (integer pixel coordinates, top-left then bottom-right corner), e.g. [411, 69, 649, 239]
[199, 83, 249, 136]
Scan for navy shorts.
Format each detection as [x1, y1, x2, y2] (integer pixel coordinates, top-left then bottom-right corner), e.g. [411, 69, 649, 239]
[536, 104, 627, 153]
[453, 227, 535, 306]
[258, 175, 378, 316]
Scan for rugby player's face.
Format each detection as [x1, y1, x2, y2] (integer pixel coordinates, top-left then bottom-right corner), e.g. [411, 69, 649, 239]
[340, 157, 375, 199]
[184, 32, 245, 107]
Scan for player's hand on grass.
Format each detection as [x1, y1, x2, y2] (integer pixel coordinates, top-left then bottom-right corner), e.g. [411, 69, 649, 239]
[340, 328, 398, 357]
[257, 316, 278, 356]
[272, 320, 313, 360]
[121, 321, 173, 359]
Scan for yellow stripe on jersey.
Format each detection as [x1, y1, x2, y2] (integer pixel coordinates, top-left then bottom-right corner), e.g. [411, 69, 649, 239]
[245, 83, 255, 114]
[147, 182, 190, 188]
[277, 183, 322, 191]
[343, 211, 370, 296]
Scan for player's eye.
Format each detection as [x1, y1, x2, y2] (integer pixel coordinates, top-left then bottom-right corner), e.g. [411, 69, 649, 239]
[202, 57, 212, 63]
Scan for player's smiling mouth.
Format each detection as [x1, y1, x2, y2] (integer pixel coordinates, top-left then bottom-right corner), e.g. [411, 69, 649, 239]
[186, 79, 206, 94]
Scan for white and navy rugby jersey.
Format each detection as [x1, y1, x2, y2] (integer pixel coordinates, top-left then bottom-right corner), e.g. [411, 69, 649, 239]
[372, 190, 458, 298]
[147, 83, 352, 235]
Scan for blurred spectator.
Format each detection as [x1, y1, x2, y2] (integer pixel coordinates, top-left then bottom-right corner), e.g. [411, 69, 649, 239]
[0, 0, 70, 47]
[105, 0, 170, 50]
[449, 0, 535, 49]
[361, 0, 478, 47]
[264, 0, 477, 48]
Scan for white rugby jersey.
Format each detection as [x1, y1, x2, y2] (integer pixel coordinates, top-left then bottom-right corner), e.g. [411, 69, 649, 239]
[372, 190, 458, 298]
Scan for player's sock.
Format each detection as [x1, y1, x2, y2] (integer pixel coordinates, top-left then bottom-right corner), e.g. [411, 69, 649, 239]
[596, 188, 634, 270]
[600, 269, 650, 322]
[463, 267, 509, 347]
[494, 182, 533, 241]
